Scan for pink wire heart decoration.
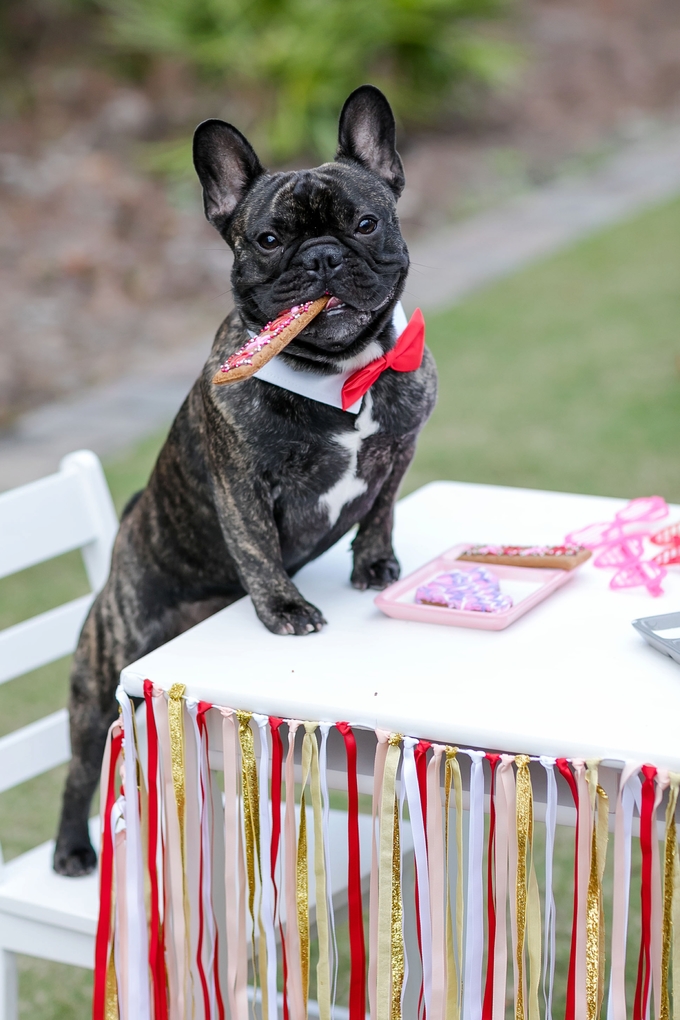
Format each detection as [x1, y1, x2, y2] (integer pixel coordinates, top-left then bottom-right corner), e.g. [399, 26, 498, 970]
[614, 495, 668, 525]
[653, 546, 680, 567]
[593, 537, 646, 568]
[651, 521, 680, 548]
[565, 495, 669, 596]
[567, 521, 619, 549]
[566, 496, 668, 548]
[610, 561, 666, 597]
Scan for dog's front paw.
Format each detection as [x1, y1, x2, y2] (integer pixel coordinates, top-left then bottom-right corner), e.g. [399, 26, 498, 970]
[351, 555, 401, 591]
[257, 595, 327, 636]
[53, 840, 97, 877]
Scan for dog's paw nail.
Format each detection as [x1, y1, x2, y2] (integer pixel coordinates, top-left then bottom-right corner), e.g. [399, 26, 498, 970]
[305, 623, 315, 633]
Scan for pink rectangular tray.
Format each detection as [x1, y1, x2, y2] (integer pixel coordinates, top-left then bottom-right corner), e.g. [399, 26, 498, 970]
[374, 543, 576, 630]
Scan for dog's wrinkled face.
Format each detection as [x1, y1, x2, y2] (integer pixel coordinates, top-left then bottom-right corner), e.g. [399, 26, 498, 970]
[227, 163, 407, 365]
[193, 85, 409, 370]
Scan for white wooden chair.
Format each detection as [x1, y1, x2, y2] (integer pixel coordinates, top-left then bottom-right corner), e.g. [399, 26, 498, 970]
[0, 452, 383, 1020]
[0, 450, 118, 1020]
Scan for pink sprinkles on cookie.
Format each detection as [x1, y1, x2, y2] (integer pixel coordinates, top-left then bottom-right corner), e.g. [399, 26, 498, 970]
[466, 543, 582, 558]
[218, 302, 314, 375]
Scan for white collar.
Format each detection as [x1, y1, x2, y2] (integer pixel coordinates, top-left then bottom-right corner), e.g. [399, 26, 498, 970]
[251, 302, 408, 414]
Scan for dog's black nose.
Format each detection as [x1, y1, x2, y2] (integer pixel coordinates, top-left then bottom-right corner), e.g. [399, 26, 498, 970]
[300, 243, 344, 276]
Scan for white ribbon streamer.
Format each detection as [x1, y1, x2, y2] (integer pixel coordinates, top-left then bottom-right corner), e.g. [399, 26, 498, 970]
[403, 737, 432, 1017]
[253, 714, 280, 1020]
[462, 750, 486, 1020]
[116, 688, 151, 1020]
[540, 756, 557, 1020]
[112, 796, 128, 1020]
[607, 764, 642, 1020]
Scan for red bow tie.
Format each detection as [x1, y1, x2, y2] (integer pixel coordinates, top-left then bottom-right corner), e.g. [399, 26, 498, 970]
[341, 308, 426, 411]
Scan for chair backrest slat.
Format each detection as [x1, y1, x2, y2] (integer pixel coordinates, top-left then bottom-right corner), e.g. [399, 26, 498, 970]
[0, 451, 118, 864]
[0, 594, 95, 686]
[0, 473, 96, 580]
[0, 450, 118, 589]
[0, 710, 71, 795]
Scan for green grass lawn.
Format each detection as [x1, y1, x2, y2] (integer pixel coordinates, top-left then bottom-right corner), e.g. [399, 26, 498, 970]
[410, 194, 680, 500]
[1, 193, 678, 1018]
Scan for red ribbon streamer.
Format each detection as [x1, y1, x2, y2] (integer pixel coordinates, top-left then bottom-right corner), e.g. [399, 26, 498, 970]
[92, 725, 123, 1020]
[482, 753, 501, 1020]
[341, 308, 426, 411]
[557, 757, 580, 1020]
[337, 722, 367, 1020]
[269, 717, 288, 1020]
[143, 680, 169, 1020]
[634, 765, 658, 1020]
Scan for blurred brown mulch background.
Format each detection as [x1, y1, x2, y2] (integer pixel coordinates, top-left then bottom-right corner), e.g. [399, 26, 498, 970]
[2, 0, 680, 427]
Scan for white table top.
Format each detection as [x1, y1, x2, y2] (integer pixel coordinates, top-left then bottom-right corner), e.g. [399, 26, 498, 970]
[121, 481, 680, 769]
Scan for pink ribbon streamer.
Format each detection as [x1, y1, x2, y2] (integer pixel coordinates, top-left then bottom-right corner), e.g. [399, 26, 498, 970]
[493, 754, 516, 1020]
[572, 760, 591, 1020]
[608, 764, 642, 1020]
[463, 750, 486, 1020]
[284, 720, 305, 1020]
[253, 714, 280, 1020]
[540, 756, 557, 1020]
[652, 770, 670, 1019]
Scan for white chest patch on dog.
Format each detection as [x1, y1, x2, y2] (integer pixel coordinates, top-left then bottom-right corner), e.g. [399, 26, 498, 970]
[319, 393, 380, 526]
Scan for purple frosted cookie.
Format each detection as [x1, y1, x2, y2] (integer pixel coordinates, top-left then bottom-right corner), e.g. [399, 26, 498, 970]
[415, 567, 513, 613]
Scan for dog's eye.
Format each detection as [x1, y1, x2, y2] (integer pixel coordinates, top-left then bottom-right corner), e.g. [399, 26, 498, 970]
[257, 233, 281, 251]
[356, 216, 378, 235]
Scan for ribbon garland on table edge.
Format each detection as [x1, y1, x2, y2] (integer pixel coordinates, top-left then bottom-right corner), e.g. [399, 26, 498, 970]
[93, 684, 680, 1020]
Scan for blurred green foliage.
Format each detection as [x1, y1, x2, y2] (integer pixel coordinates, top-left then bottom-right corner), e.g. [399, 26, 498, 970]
[102, 0, 516, 161]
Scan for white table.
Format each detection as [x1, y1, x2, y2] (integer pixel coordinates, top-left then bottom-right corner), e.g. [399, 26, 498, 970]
[121, 481, 680, 771]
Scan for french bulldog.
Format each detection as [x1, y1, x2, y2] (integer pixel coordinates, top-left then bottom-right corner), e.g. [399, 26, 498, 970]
[54, 84, 437, 876]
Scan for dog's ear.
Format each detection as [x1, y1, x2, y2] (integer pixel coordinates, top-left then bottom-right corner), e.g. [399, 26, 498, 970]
[193, 119, 265, 232]
[336, 85, 405, 198]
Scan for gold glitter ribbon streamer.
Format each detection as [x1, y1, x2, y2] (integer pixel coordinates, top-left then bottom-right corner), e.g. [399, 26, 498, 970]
[297, 724, 316, 1007]
[105, 940, 119, 1020]
[391, 791, 404, 1020]
[237, 710, 265, 1018]
[515, 754, 538, 1020]
[305, 722, 332, 1020]
[585, 762, 609, 1020]
[662, 774, 680, 1020]
[168, 683, 187, 861]
[376, 734, 403, 1020]
[167, 681, 194, 1013]
[445, 747, 463, 1020]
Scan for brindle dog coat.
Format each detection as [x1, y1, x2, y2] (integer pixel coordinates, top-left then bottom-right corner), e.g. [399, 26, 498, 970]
[54, 85, 437, 875]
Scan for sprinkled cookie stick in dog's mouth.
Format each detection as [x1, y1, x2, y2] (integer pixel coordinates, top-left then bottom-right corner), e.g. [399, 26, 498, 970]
[212, 296, 330, 385]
